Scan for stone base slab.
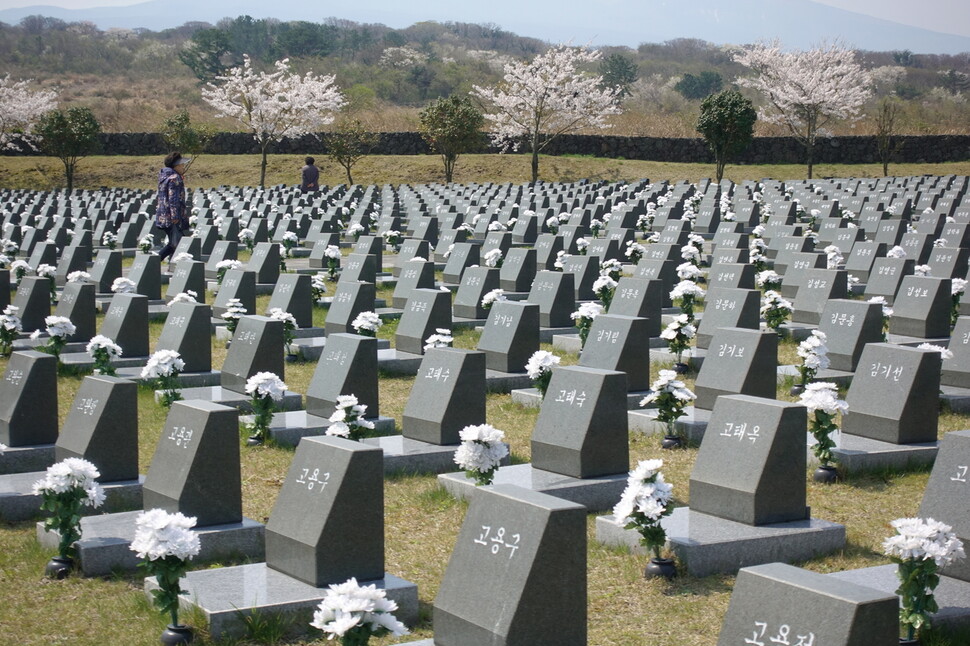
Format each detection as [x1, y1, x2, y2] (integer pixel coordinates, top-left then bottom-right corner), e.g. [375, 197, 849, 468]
[512, 387, 648, 410]
[827, 433, 938, 472]
[238, 410, 395, 448]
[37, 510, 264, 577]
[1, 474, 142, 522]
[596, 507, 846, 577]
[438, 463, 626, 512]
[376, 349, 423, 375]
[114, 367, 222, 388]
[290, 336, 390, 361]
[650, 347, 706, 371]
[484, 370, 533, 394]
[0, 444, 55, 476]
[941, 385, 970, 414]
[628, 407, 711, 445]
[147, 564, 418, 640]
[170, 386, 303, 412]
[829, 565, 970, 631]
[777, 364, 854, 387]
[362, 435, 510, 475]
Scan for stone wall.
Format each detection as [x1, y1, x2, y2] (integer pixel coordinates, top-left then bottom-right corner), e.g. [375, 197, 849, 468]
[7, 131, 970, 164]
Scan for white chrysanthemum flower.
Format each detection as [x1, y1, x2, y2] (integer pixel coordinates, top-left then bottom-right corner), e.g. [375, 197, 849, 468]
[310, 577, 408, 639]
[800, 382, 848, 416]
[67, 271, 91, 283]
[86, 334, 123, 358]
[140, 349, 185, 380]
[424, 328, 453, 351]
[918, 342, 954, 361]
[111, 277, 137, 294]
[883, 517, 965, 568]
[525, 350, 560, 379]
[168, 291, 198, 306]
[351, 311, 383, 334]
[32, 458, 105, 508]
[129, 508, 201, 562]
[244, 372, 287, 402]
[571, 302, 604, 322]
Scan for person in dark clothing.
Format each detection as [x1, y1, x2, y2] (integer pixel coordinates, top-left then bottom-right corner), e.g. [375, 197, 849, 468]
[301, 156, 319, 193]
[156, 151, 190, 264]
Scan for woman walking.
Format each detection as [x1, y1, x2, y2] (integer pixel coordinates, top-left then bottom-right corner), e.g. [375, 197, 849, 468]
[156, 151, 191, 266]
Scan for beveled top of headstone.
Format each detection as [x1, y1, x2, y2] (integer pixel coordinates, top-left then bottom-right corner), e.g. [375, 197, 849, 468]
[717, 563, 897, 646]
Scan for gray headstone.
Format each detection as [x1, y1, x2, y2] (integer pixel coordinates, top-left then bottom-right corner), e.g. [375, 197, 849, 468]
[791, 269, 848, 325]
[843, 241, 887, 283]
[607, 277, 662, 338]
[336, 253, 377, 286]
[392, 260, 436, 309]
[221, 315, 285, 395]
[889, 275, 951, 338]
[165, 260, 206, 303]
[90, 249, 123, 293]
[633, 258, 675, 307]
[526, 270, 575, 328]
[560, 254, 600, 301]
[395, 288, 453, 355]
[142, 400, 242, 527]
[128, 252, 161, 300]
[817, 299, 884, 372]
[248, 241, 281, 284]
[264, 436, 384, 586]
[100, 292, 149, 357]
[326, 281, 376, 337]
[864, 257, 914, 305]
[204, 240, 238, 281]
[266, 273, 312, 329]
[717, 563, 897, 646]
[691, 395, 808, 525]
[393, 239, 431, 278]
[307, 237, 341, 269]
[918, 429, 970, 581]
[707, 263, 755, 290]
[577, 314, 650, 391]
[533, 233, 564, 270]
[532, 366, 628, 478]
[0, 350, 58, 446]
[499, 248, 537, 292]
[212, 269, 256, 319]
[403, 348, 486, 445]
[442, 243, 479, 285]
[453, 266, 499, 320]
[779, 252, 827, 299]
[943, 316, 970, 388]
[843, 343, 940, 444]
[352, 235, 383, 273]
[433, 484, 586, 646]
[54, 281, 96, 342]
[157, 302, 213, 373]
[12, 276, 51, 333]
[306, 333, 378, 419]
[55, 375, 138, 482]
[696, 288, 761, 350]
[694, 327, 778, 410]
[477, 301, 540, 373]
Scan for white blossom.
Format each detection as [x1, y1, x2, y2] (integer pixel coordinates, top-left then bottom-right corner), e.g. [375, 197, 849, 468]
[310, 577, 408, 640]
[86, 334, 122, 358]
[66, 271, 91, 283]
[245, 372, 287, 402]
[0, 75, 58, 151]
[168, 291, 198, 306]
[140, 349, 185, 380]
[129, 508, 201, 561]
[352, 311, 383, 335]
[918, 342, 954, 361]
[424, 328, 453, 351]
[32, 457, 105, 508]
[883, 517, 965, 568]
[111, 277, 137, 294]
[800, 382, 847, 416]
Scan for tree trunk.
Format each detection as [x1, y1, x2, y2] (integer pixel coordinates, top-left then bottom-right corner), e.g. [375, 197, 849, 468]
[259, 146, 268, 188]
[531, 150, 539, 183]
[883, 160, 889, 177]
[715, 158, 725, 183]
[345, 165, 353, 185]
[444, 154, 456, 183]
[806, 141, 814, 180]
[64, 160, 74, 193]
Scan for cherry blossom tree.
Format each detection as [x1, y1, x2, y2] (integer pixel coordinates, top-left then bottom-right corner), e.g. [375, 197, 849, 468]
[472, 45, 621, 182]
[0, 75, 58, 151]
[202, 56, 344, 186]
[734, 41, 872, 179]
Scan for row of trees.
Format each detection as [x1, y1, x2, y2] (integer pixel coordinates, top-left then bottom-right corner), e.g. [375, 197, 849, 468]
[0, 40, 886, 187]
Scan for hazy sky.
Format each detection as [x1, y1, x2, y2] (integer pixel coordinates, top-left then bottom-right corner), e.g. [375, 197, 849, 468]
[1, 0, 968, 37]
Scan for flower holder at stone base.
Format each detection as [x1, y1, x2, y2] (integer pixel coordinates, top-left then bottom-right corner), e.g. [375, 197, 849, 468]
[160, 624, 193, 645]
[44, 555, 74, 579]
[812, 465, 839, 484]
[644, 557, 677, 580]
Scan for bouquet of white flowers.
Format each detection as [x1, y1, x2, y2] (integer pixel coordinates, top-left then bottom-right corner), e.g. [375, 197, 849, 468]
[571, 302, 604, 348]
[141, 349, 186, 407]
[884, 517, 965, 642]
[111, 277, 137, 294]
[324, 244, 341, 280]
[660, 314, 696, 366]
[221, 298, 247, 335]
[760, 290, 792, 331]
[268, 307, 297, 352]
[326, 394, 375, 441]
[525, 350, 560, 397]
[613, 459, 675, 567]
[800, 382, 847, 474]
[238, 228, 255, 251]
[215, 259, 242, 285]
[483, 248, 503, 268]
[32, 315, 76, 362]
[670, 280, 705, 323]
[352, 311, 383, 337]
[481, 288, 506, 311]
[244, 372, 287, 445]
[130, 509, 201, 638]
[310, 577, 408, 646]
[424, 328, 453, 351]
[593, 275, 618, 311]
[796, 330, 830, 386]
[0, 304, 22, 356]
[34, 457, 105, 575]
[86, 334, 122, 376]
[453, 423, 509, 486]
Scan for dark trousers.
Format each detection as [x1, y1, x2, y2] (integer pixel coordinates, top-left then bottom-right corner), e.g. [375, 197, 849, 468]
[158, 226, 183, 262]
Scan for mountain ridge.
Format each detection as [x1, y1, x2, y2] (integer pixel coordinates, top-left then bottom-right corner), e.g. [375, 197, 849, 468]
[1, 0, 968, 54]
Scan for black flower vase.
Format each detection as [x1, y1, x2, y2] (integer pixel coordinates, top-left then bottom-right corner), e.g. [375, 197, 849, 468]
[644, 557, 677, 580]
[673, 362, 689, 375]
[661, 434, 683, 450]
[44, 555, 73, 579]
[160, 624, 193, 645]
[789, 383, 806, 396]
[246, 434, 264, 447]
[813, 465, 839, 484]
[898, 639, 919, 646]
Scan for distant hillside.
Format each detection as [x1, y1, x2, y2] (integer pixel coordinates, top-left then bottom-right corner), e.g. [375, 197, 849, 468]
[2, 0, 970, 54]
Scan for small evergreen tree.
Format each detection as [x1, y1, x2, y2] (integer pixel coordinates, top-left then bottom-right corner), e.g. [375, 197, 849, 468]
[324, 118, 378, 185]
[599, 53, 639, 98]
[696, 90, 757, 183]
[35, 106, 101, 192]
[160, 110, 213, 171]
[674, 71, 723, 100]
[418, 95, 485, 183]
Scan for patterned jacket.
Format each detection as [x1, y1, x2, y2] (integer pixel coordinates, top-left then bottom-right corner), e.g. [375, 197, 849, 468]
[156, 167, 187, 230]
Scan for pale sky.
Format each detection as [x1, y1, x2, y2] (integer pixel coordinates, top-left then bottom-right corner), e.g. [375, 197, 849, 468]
[0, 0, 968, 38]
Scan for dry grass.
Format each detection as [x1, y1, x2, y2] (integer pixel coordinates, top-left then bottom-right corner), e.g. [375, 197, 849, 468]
[3, 154, 970, 193]
[2, 166, 968, 644]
